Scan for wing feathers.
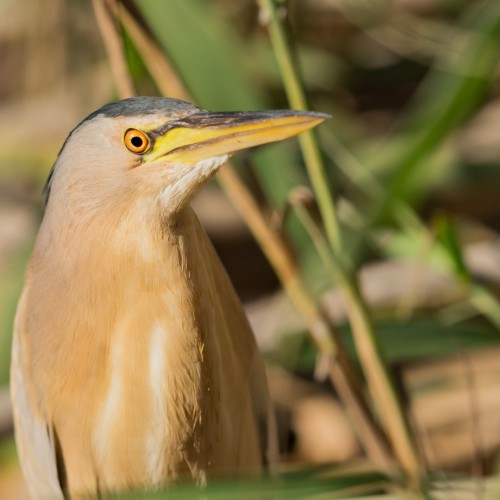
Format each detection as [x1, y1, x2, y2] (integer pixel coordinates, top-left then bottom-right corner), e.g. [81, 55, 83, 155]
[11, 294, 64, 499]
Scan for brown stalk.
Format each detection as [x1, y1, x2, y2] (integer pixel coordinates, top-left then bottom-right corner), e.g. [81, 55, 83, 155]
[92, 0, 135, 98]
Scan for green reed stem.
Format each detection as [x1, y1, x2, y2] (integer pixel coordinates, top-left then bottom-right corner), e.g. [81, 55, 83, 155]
[257, 0, 422, 484]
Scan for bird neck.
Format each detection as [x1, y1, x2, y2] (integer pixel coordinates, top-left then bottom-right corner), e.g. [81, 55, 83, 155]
[30, 204, 222, 472]
[35, 201, 215, 340]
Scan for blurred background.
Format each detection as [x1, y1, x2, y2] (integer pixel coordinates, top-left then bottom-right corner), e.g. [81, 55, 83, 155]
[2, 0, 500, 497]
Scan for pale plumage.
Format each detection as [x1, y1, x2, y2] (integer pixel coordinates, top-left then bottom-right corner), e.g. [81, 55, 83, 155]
[11, 97, 326, 498]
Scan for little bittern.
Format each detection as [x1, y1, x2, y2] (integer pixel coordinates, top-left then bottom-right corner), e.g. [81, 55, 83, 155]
[11, 97, 327, 498]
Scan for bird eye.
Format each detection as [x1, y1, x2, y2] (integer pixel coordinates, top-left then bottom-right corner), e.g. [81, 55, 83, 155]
[124, 129, 150, 154]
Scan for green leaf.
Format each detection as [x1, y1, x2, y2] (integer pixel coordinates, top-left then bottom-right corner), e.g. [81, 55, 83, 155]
[432, 214, 470, 282]
[103, 466, 388, 499]
[272, 317, 500, 373]
[0, 235, 34, 384]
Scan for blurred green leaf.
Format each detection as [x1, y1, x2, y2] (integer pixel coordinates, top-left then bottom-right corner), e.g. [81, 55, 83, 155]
[0, 437, 17, 468]
[433, 214, 470, 282]
[352, 1, 500, 260]
[273, 317, 500, 374]
[0, 237, 34, 384]
[366, 318, 499, 363]
[384, 2, 500, 198]
[103, 467, 388, 499]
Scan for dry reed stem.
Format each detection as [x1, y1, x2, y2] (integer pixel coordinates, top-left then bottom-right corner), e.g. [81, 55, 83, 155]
[92, 0, 135, 98]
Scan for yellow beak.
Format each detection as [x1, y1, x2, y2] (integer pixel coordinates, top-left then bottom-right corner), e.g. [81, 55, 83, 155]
[147, 109, 329, 165]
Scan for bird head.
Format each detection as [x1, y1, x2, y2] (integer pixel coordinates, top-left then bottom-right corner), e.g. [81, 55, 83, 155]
[46, 97, 328, 219]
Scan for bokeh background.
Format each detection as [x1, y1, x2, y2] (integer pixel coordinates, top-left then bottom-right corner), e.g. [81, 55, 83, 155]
[2, 0, 500, 497]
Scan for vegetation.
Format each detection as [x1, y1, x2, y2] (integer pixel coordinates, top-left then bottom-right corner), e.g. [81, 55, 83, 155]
[2, 0, 500, 497]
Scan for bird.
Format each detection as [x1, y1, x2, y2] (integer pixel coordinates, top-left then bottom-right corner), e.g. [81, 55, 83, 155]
[10, 96, 327, 498]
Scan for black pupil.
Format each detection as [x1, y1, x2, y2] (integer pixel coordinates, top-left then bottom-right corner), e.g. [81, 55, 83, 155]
[131, 135, 144, 148]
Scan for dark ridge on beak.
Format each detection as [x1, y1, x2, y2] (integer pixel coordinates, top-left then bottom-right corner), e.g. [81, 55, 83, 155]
[150, 110, 331, 139]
